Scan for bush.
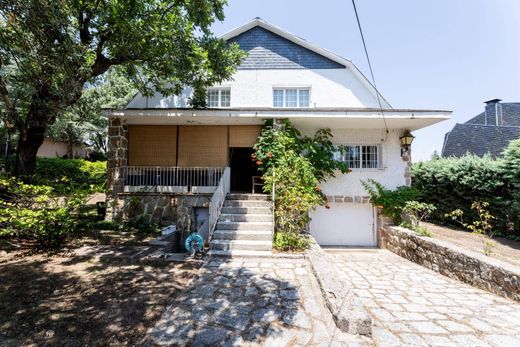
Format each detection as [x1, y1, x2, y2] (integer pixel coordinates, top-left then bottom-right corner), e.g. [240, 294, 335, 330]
[273, 232, 310, 252]
[412, 155, 512, 233]
[501, 138, 520, 232]
[32, 158, 106, 194]
[362, 179, 419, 223]
[0, 175, 85, 249]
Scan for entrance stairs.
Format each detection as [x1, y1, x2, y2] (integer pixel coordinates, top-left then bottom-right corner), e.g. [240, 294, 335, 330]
[209, 193, 274, 258]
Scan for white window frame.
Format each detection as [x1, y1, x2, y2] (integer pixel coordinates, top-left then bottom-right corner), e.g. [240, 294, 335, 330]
[272, 88, 311, 108]
[207, 88, 231, 108]
[334, 144, 382, 170]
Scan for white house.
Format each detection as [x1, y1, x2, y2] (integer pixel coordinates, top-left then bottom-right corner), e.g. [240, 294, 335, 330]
[104, 18, 450, 253]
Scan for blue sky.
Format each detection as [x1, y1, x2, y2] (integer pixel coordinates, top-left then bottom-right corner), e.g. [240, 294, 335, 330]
[212, 0, 520, 161]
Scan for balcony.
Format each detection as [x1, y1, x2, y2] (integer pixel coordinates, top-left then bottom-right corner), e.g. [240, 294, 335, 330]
[122, 166, 225, 194]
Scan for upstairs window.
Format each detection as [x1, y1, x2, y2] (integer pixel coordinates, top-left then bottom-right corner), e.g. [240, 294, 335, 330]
[273, 88, 310, 108]
[207, 88, 231, 107]
[334, 145, 381, 169]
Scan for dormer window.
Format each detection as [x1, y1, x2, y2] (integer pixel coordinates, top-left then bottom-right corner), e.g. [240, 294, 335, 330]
[273, 88, 310, 108]
[207, 88, 230, 107]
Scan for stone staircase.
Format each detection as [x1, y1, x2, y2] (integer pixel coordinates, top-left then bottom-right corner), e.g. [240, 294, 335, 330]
[209, 193, 274, 258]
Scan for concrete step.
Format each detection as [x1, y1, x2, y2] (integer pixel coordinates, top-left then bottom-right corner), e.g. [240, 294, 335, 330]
[212, 229, 273, 241]
[227, 194, 270, 201]
[216, 221, 273, 231]
[210, 239, 272, 251]
[219, 213, 272, 223]
[208, 249, 273, 258]
[223, 200, 272, 208]
[221, 206, 272, 215]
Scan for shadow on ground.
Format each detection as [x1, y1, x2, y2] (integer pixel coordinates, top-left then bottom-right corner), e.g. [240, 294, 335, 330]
[0, 253, 198, 346]
[143, 261, 301, 346]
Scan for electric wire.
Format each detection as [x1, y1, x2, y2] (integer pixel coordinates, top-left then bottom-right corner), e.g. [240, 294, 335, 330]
[351, 0, 389, 134]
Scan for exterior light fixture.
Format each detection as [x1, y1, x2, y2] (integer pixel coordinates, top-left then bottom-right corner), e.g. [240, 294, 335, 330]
[399, 130, 415, 156]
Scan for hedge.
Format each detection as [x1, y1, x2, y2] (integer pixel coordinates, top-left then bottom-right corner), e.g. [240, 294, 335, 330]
[411, 155, 516, 236]
[33, 158, 106, 194]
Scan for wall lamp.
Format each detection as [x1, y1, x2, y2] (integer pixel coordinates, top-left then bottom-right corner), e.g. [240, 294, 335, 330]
[399, 130, 415, 156]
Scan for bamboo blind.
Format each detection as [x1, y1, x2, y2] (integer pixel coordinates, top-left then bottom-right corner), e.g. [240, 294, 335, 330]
[229, 125, 262, 148]
[177, 126, 228, 167]
[128, 125, 177, 166]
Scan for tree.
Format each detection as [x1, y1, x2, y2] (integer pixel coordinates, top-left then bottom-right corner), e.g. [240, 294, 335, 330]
[47, 67, 137, 157]
[0, 0, 244, 175]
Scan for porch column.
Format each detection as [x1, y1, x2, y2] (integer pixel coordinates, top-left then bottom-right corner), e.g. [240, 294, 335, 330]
[106, 117, 128, 220]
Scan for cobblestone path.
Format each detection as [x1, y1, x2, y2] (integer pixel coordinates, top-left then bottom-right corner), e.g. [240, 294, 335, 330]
[144, 258, 370, 346]
[329, 248, 520, 347]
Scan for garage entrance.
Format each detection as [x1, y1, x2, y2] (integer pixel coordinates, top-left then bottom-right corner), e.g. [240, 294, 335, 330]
[309, 203, 376, 246]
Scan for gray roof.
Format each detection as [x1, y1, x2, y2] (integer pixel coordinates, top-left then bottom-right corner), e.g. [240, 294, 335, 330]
[228, 26, 344, 70]
[442, 102, 520, 158]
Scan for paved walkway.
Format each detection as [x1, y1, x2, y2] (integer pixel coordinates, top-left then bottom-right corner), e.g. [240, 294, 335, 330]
[144, 258, 370, 346]
[328, 248, 520, 347]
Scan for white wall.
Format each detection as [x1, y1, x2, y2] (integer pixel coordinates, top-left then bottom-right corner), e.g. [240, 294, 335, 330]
[299, 127, 407, 196]
[37, 139, 89, 159]
[126, 68, 385, 109]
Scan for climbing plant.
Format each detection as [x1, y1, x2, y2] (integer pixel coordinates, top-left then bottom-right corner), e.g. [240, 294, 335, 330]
[253, 120, 349, 250]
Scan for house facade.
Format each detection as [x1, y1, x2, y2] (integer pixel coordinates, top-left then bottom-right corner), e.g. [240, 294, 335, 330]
[442, 99, 520, 158]
[105, 18, 450, 248]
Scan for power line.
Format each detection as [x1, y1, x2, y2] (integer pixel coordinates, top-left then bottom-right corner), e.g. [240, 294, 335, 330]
[351, 0, 389, 133]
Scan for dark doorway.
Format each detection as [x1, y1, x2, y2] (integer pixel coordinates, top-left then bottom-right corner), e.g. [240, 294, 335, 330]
[229, 147, 260, 192]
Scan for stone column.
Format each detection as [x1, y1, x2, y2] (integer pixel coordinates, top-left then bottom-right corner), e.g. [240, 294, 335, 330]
[106, 117, 128, 220]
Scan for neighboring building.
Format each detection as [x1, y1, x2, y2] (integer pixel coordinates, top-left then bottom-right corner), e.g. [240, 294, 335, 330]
[442, 99, 520, 158]
[37, 138, 89, 159]
[104, 18, 450, 252]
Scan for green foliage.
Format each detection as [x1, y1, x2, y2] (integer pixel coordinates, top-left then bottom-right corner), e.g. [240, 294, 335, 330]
[253, 120, 346, 249]
[0, 175, 85, 248]
[254, 120, 349, 179]
[0, 0, 245, 174]
[412, 154, 512, 233]
[273, 232, 311, 252]
[32, 158, 106, 194]
[402, 201, 436, 227]
[501, 138, 520, 231]
[445, 201, 497, 256]
[362, 179, 419, 223]
[47, 67, 137, 155]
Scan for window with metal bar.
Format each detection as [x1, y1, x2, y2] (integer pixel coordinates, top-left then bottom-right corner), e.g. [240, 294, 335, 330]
[334, 145, 380, 169]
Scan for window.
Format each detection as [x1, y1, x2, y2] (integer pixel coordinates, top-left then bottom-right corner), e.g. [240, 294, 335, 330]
[207, 88, 231, 107]
[272, 88, 310, 107]
[334, 145, 381, 169]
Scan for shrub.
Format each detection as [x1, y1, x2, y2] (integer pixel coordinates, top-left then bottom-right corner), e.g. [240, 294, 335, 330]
[0, 175, 85, 249]
[273, 232, 311, 252]
[362, 179, 419, 223]
[501, 138, 520, 232]
[32, 158, 106, 194]
[412, 155, 512, 233]
[254, 120, 345, 251]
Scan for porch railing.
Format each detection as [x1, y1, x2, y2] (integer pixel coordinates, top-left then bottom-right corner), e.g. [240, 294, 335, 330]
[208, 167, 231, 240]
[123, 166, 224, 188]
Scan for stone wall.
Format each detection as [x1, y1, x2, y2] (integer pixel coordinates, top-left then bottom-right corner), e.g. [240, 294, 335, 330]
[114, 193, 211, 225]
[381, 226, 520, 302]
[306, 240, 372, 336]
[106, 117, 128, 220]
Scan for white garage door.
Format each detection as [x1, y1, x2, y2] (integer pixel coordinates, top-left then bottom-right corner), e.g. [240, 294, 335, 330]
[310, 203, 376, 246]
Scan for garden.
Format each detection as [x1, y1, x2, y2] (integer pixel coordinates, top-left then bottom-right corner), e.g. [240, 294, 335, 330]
[365, 137, 520, 262]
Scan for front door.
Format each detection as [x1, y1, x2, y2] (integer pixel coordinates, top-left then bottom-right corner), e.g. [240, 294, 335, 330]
[229, 147, 260, 192]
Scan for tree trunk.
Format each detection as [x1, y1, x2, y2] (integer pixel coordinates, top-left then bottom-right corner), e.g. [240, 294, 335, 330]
[15, 124, 46, 176]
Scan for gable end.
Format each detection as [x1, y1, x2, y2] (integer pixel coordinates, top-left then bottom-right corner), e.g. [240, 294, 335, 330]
[228, 26, 344, 70]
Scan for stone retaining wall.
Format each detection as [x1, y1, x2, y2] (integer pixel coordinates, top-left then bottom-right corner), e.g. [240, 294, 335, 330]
[114, 193, 211, 225]
[305, 241, 372, 336]
[381, 226, 520, 302]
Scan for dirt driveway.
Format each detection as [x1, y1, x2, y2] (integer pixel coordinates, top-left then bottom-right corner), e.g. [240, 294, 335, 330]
[327, 248, 520, 347]
[0, 249, 198, 346]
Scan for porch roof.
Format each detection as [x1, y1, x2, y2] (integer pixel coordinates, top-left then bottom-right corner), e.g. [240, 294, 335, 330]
[103, 107, 451, 131]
